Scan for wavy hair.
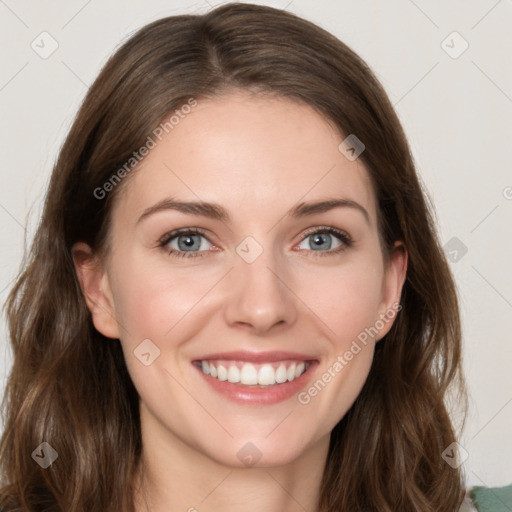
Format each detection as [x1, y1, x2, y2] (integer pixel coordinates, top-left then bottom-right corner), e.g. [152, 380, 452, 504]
[0, 3, 467, 511]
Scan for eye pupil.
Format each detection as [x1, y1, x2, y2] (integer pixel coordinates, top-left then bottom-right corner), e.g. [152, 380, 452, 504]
[311, 233, 332, 250]
[178, 234, 200, 250]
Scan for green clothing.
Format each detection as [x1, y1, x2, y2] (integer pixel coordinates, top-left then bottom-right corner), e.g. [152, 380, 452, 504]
[470, 483, 512, 512]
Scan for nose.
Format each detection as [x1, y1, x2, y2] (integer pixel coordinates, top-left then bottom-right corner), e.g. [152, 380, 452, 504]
[223, 247, 298, 334]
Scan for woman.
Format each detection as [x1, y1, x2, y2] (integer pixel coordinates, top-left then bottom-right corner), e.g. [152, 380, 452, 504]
[0, 3, 473, 511]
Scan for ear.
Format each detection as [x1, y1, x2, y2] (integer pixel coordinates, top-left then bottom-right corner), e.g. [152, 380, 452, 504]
[375, 241, 408, 341]
[71, 241, 120, 339]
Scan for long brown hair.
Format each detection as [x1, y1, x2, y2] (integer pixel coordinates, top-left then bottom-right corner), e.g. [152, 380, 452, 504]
[0, 3, 467, 511]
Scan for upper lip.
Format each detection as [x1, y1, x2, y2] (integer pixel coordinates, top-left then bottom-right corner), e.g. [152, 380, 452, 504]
[193, 350, 317, 363]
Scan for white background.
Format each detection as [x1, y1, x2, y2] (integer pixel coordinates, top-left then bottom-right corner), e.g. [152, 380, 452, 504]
[0, 0, 511, 489]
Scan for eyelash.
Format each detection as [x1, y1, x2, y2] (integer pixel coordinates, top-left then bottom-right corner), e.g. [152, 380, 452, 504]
[158, 226, 353, 259]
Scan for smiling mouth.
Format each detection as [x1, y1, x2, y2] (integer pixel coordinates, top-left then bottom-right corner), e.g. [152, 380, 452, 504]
[194, 359, 313, 387]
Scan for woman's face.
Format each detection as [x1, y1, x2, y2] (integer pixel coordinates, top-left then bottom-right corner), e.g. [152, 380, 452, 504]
[75, 90, 406, 468]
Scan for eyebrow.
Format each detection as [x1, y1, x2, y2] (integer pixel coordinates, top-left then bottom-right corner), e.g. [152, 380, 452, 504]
[136, 197, 370, 225]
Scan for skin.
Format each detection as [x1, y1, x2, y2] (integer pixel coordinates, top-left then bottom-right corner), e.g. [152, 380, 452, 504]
[73, 90, 407, 512]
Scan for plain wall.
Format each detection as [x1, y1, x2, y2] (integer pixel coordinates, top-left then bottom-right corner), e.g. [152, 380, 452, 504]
[0, 0, 511, 489]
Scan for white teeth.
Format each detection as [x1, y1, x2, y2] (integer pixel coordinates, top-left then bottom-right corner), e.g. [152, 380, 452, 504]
[258, 365, 276, 386]
[240, 363, 258, 385]
[227, 365, 240, 383]
[287, 363, 296, 382]
[199, 360, 309, 386]
[217, 364, 228, 381]
[275, 364, 288, 383]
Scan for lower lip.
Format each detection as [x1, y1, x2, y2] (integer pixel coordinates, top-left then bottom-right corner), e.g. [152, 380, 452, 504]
[193, 362, 318, 405]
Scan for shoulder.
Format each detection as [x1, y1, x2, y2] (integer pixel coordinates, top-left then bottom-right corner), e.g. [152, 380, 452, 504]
[466, 483, 512, 512]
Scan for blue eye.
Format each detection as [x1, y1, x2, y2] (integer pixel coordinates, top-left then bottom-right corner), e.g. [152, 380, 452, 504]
[158, 226, 352, 259]
[297, 227, 352, 255]
[159, 228, 212, 258]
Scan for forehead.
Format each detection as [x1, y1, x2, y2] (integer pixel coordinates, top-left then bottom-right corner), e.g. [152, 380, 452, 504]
[114, 91, 377, 227]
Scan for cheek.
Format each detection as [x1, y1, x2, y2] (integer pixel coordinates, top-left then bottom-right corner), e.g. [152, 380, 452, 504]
[295, 263, 383, 426]
[108, 257, 215, 401]
[109, 251, 218, 341]
[296, 257, 384, 347]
